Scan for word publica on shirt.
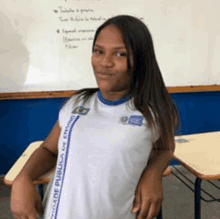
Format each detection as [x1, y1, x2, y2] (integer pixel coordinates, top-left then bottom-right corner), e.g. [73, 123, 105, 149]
[55, 153, 64, 187]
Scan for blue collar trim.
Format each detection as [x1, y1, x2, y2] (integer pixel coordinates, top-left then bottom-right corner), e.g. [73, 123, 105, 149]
[97, 90, 132, 106]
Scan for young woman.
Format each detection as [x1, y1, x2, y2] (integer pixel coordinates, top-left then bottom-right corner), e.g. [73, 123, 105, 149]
[11, 15, 179, 219]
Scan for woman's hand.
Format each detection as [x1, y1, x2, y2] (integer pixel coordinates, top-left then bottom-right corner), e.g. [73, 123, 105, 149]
[132, 170, 163, 219]
[11, 176, 44, 219]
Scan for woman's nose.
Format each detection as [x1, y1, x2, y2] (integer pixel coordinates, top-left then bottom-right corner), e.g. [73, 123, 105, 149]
[100, 54, 114, 67]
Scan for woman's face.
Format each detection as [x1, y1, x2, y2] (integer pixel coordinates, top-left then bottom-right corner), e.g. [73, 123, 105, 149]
[92, 25, 133, 101]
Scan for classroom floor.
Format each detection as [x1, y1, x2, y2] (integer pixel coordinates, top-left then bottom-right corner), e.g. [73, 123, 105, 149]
[0, 165, 220, 219]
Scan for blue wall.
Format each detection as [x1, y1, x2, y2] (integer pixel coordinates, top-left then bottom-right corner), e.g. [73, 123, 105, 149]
[1, 92, 220, 175]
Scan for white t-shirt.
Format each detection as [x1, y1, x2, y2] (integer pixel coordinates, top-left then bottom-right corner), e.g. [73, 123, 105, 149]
[42, 90, 159, 219]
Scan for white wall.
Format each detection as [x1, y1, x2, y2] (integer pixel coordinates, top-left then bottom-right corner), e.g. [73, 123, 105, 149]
[1, 0, 220, 92]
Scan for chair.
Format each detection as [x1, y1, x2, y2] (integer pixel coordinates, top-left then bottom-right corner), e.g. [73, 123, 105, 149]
[3, 141, 172, 219]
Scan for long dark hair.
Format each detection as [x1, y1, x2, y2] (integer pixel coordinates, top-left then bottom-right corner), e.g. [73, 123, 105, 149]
[75, 15, 179, 152]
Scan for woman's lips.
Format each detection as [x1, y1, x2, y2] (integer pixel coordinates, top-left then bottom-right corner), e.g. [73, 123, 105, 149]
[96, 72, 112, 78]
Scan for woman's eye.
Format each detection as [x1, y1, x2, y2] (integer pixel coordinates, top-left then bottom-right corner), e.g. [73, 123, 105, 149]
[93, 49, 102, 55]
[116, 52, 127, 57]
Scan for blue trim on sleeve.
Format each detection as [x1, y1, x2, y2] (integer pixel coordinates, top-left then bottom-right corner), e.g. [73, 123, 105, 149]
[97, 90, 133, 106]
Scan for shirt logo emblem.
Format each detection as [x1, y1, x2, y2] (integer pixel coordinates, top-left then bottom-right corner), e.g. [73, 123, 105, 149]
[119, 115, 144, 126]
[119, 116, 129, 124]
[129, 116, 143, 126]
[72, 106, 90, 115]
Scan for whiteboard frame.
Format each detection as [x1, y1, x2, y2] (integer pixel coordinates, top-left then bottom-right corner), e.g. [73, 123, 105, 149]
[1, 85, 220, 100]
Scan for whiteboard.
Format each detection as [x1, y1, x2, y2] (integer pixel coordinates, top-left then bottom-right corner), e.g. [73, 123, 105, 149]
[1, 0, 220, 93]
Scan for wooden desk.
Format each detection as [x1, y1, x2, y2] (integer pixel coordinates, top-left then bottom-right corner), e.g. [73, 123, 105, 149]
[174, 131, 220, 219]
[3, 141, 172, 186]
[3, 141, 55, 187]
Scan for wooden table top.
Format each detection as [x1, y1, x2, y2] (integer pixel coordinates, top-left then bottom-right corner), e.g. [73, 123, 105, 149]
[3, 141, 55, 186]
[174, 131, 220, 180]
[4, 131, 220, 186]
[3, 140, 172, 186]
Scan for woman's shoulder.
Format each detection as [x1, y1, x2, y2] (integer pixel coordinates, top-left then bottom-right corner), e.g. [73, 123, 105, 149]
[63, 88, 98, 109]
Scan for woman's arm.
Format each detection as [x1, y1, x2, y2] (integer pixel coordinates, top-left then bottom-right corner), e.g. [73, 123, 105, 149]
[132, 137, 175, 219]
[144, 137, 174, 179]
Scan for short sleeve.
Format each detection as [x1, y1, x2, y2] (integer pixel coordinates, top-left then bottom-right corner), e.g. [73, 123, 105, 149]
[151, 123, 160, 143]
[58, 94, 81, 129]
[148, 107, 160, 144]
